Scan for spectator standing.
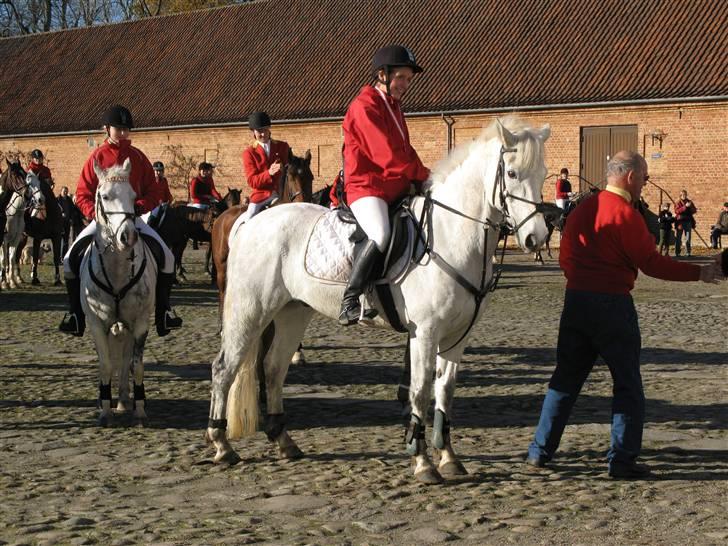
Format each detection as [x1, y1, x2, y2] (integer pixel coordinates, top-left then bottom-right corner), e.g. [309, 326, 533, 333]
[709, 202, 728, 249]
[525, 151, 722, 479]
[674, 190, 697, 257]
[657, 203, 674, 256]
[58, 186, 75, 256]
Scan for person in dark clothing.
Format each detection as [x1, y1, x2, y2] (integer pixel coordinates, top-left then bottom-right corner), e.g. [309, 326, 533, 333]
[58, 186, 75, 257]
[657, 203, 674, 256]
[709, 202, 728, 249]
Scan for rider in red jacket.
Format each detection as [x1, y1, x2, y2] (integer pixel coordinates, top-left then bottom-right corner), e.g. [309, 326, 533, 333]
[240, 111, 291, 222]
[59, 105, 182, 338]
[338, 45, 430, 326]
[189, 163, 222, 207]
[27, 149, 53, 185]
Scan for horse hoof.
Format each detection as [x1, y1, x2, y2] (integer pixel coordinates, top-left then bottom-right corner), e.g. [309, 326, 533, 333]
[204, 430, 212, 444]
[291, 352, 306, 365]
[97, 414, 112, 427]
[214, 449, 241, 466]
[415, 467, 444, 485]
[134, 417, 148, 428]
[278, 444, 304, 460]
[439, 460, 468, 477]
[31, 278, 40, 285]
[54, 279, 62, 286]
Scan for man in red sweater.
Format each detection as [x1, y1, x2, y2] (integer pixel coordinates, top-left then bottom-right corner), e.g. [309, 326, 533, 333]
[526, 151, 722, 479]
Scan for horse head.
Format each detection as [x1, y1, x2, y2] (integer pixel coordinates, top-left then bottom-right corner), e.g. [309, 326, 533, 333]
[25, 172, 46, 221]
[491, 118, 551, 252]
[1, 160, 27, 193]
[93, 158, 138, 251]
[282, 150, 313, 204]
[224, 187, 242, 208]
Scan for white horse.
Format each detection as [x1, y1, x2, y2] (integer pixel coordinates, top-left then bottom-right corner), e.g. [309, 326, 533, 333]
[80, 159, 157, 426]
[207, 118, 551, 484]
[1, 168, 44, 289]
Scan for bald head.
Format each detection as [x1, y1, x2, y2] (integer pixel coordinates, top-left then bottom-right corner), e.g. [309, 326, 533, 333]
[606, 151, 649, 202]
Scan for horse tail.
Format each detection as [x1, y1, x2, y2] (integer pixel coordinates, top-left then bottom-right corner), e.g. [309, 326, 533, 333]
[225, 335, 260, 440]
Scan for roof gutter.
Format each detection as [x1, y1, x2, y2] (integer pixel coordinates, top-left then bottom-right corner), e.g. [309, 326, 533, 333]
[2, 95, 726, 138]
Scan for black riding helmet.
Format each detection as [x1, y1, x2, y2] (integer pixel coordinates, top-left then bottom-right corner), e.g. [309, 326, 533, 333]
[372, 45, 423, 96]
[153, 161, 165, 171]
[31, 149, 44, 160]
[198, 162, 214, 171]
[103, 105, 134, 129]
[248, 111, 272, 130]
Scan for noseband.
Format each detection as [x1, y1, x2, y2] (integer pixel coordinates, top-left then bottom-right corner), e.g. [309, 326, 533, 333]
[95, 184, 137, 251]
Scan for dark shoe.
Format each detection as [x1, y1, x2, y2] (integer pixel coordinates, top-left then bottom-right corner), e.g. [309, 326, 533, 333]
[608, 461, 652, 479]
[338, 239, 382, 326]
[59, 312, 85, 337]
[525, 454, 548, 468]
[58, 277, 85, 336]
[156, 272, 183, 337]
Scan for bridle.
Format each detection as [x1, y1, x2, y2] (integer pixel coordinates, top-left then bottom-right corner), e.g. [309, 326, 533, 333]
[95, 180, 137, 252]
[410, 145, 549, 354]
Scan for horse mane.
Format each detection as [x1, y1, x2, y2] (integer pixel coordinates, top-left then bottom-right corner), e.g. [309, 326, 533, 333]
[178, 206, 213, 224]
[429, 116, 546, 187]
[97, 163, 131, 184]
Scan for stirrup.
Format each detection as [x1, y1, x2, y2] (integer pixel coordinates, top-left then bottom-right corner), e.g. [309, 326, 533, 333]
[59, 313, 84, 337]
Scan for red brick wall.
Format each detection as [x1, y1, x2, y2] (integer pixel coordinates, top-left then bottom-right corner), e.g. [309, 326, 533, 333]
[2, 101, 725, 245]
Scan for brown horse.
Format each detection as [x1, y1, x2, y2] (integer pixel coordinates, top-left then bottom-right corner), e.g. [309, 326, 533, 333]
[211, 150, 313, 311]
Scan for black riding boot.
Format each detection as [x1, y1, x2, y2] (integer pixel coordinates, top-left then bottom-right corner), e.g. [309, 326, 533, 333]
[338, 239, 382, 326]
[58, 277, 85, 336]
[156, 272, 183, 337]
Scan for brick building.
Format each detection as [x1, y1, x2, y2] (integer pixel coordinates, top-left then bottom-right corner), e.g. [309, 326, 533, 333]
[1, 0, 726, 243]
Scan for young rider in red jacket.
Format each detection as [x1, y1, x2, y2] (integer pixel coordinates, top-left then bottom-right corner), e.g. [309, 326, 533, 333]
[59, 105, 182, 337]
[338, 45, 430, 326]
[240, 111, 291, 222]
[27, 149, 53, 185]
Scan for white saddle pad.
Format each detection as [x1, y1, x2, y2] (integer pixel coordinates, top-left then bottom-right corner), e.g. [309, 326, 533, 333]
[304, 210, 357, 283]
[303, 208, 418, 285]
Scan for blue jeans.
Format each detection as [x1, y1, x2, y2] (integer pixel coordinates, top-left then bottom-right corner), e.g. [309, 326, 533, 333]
[528, 290, 644, 464]
[675, 222, 692, 255]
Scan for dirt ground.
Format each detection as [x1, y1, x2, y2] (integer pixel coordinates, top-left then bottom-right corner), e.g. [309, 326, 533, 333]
[1, 247, 726, 546]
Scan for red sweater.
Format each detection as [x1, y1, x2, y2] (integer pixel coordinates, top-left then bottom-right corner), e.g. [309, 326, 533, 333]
[76, 139, 160, 220]
[559, 190, 700, 294]
[343, 86, 429, 205]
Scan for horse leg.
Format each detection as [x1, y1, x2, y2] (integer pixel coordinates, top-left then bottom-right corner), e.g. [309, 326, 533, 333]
[131, 332, 149, 425]
[93, 331, 114, 426]
[406, 330, 442, 485]
[31, 238, 40, 284]
[9, 243, 23, 287]
[433, 354, 468, 478]
[397, 338, 411, 411]
[263, 305, 313, 459]
[291, 343, 306, 365]
[52, 235, 62, 285]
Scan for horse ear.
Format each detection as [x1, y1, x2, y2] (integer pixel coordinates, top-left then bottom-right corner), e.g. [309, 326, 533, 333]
[304, 149, 312, 164]
[496, 119, 517, 148]
[540, 124, 551, 141]
[93, 159, 104, 181]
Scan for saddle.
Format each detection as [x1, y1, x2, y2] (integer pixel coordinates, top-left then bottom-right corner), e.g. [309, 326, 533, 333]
[304, 197, 423, 331]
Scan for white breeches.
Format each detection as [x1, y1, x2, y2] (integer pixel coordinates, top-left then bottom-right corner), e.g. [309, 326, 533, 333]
[350, 196, 391, 253]
[63, 218, 175, 276]
[556, 198, 569, 210]
[188, 203, 209, 210]
[241, 193, 279, 222]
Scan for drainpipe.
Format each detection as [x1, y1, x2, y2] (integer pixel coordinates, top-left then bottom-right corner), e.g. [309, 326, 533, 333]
[442, 114, 456, 152]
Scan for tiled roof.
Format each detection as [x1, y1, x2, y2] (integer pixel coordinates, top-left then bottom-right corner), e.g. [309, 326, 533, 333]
[1, 0, 726, 135]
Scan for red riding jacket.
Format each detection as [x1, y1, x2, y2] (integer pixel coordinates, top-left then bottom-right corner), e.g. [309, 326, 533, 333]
[190, 175, 222, 205]
[242, 140, 290, 204]
[156, 175, 173, 204]
[27, 162, 53, 184]
[343, 86, 429, 205]
[75, 139, 160, 220]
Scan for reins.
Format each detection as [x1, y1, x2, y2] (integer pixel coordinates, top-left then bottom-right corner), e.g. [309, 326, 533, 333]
[89, 183, 146, 320]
